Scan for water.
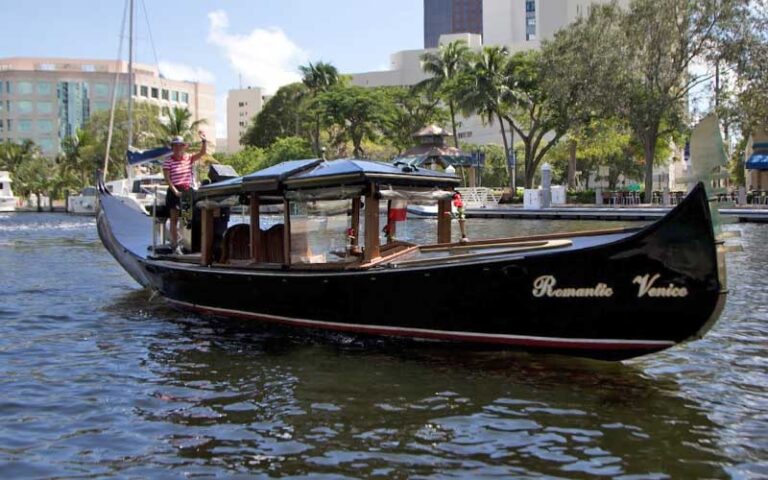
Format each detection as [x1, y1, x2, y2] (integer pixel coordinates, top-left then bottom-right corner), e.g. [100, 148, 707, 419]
[0, 213, 765, 478]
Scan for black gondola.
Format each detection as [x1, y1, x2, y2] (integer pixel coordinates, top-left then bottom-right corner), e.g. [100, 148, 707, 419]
[96, 159, 727, 361]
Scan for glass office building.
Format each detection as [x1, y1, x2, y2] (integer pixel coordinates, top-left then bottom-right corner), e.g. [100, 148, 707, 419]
[424, 0, 483, 49]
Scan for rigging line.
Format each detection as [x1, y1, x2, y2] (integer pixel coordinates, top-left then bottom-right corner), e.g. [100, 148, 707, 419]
[103, 0, 130, 182]
[140, 0, 167, 92]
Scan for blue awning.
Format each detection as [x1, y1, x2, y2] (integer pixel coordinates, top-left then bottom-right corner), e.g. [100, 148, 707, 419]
[746, 152, 768, 170]
[127, 146, 172, 166]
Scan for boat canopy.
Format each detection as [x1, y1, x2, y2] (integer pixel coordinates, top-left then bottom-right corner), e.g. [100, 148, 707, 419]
[127, 146, 172, 166]
[197, 158, 460, 201]
[746, 142, 768, 171]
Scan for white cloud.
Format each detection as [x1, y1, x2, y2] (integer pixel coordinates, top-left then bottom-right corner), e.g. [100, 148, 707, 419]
[207, 10, 308, 94]
[158, 61, 216, 84]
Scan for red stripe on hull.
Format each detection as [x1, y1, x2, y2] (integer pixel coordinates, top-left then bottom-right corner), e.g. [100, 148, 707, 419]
[166, 299, 675, 352]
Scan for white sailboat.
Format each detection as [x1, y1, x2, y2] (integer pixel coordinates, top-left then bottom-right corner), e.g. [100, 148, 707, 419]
[0, 171, 16, 212]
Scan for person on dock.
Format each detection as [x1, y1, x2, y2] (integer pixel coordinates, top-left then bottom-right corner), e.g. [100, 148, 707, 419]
[163, 131, 207, 253]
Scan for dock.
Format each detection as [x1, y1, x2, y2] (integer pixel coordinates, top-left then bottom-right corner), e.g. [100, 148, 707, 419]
[467, 205, 768, 223]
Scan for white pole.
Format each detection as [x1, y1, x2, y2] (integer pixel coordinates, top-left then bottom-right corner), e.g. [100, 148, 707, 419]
[103, 0, 129, 181]
[126, 0, 135, 180]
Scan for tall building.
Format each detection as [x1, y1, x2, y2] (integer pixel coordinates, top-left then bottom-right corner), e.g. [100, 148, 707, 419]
[424, 0, 483, 48]
[354, 0, 630, 146]
[226, 87, 266, 154]
[0, 57, 216, 157]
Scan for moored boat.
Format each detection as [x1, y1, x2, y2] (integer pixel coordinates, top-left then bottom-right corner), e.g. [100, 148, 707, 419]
[0, 171, 16, 212]
[97, 158, 727, 360]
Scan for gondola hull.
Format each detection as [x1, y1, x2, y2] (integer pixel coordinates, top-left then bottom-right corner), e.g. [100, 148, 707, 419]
[97, 183, 726, 360]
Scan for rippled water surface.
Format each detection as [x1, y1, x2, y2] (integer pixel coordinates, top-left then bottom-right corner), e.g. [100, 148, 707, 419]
[0, 212, 766, 478]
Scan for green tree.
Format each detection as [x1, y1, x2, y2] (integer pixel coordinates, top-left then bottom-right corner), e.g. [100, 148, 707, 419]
[13, 149, 54, 212]
[60, 128, 98, 189]
[502, 50, 581, 188]
[457, 46, 514, 185]
[219, 146, 267, 176]
[300, 61, 341, 155]
[81, 101, 164, 180]
[419, 40, 471, 148]
[157, 106, 207, 144]
[242, 83, 309, 148]
[563, 0, 740, 200]
[264, 136, 315, 167]
[0, 139, 38, 172]
[379, 86, 448, 154]
[315, 86, 390, 158]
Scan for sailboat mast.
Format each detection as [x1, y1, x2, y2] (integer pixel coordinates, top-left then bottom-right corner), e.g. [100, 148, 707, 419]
[127, 0, 134, 149]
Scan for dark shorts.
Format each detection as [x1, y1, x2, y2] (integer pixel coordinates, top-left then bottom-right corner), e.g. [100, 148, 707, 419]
[166, 186, 190, 210]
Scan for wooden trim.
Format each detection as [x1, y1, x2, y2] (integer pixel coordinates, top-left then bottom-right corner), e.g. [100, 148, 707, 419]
[200, 207, 214, 266]
[364, 186, 380, 262]
[351, 197, 361, 247]
[360, 245, 419, 268]
[424, 226, 638, 250]
[249, 195, 261, 262]
[393, 239, 573, 267]
[437, 198, 451, 244]
[283, 199, 291, 266]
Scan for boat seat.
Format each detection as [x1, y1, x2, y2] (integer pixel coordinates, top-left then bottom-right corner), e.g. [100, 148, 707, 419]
[262, 224, 285, 263]
[219, 223, 251, 263]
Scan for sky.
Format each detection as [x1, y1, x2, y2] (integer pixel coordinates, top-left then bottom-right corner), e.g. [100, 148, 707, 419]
[0, 0, 424, 137]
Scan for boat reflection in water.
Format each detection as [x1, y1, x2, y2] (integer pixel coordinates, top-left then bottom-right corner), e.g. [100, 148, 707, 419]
[97, 158, 727, 360]
[131, 306, 726, 478]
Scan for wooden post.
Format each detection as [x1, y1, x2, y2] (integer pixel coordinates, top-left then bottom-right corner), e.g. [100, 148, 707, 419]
[351, 196, 361, 250]
[200, 207, 214, 265]
[385, 199, 396, 243]
[283, 199, 291, 266]
[437, 198, 452, 244]
[250, 195, 261, 262]
[364, 186, 380, 262]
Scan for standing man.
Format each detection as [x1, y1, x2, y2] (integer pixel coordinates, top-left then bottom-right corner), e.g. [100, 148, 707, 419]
[163, 131, 207, 253]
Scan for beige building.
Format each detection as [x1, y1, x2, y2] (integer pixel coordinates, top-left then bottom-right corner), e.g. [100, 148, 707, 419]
[349, 0, 629, 147]
[0, 57, 216, 157]
[226, 87, 266, 154]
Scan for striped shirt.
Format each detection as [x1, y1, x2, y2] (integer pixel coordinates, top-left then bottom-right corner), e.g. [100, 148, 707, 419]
[163, 153, 194, 188]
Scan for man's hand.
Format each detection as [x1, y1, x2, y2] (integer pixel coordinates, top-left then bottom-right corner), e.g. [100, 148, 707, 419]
[199, 130, 207, 142]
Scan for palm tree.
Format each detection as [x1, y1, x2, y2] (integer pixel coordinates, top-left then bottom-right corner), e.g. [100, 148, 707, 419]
[157, 106, 207, 144]
[60, 128, 96, 188]
[0, 139, 38, 172]
[418, 40, 470, 148]
[299, 61, 340, 155]
[459, 46, 514, 187]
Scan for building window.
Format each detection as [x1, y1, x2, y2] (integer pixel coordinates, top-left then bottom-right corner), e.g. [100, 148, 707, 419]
[93, 83, 110, 97]
[36, 82, 52, 96]
[161, 89, 169, 100]
[151, 87, 159, 99]
[81, 64, 95, 72]
[18, 101, 33, 114]
[18, 119, 33, 133]
[5, 81, 10, 94]
[38, 138, 55, 153]
[171, 90, 179, 102]
[38, 63, 56, 71]
[133, 84, 137, 96]
[17, 81, 34, 95]
[140, 85, 148, 97]
[525, 0, 536, 41]
[5, 100, 10, 112]
[180, 92, 189, 104]
[36, 119, 54, 133]
[36, 101, 53, 114]
[6, 119, 11, 131]
[92, 101, 110, 112]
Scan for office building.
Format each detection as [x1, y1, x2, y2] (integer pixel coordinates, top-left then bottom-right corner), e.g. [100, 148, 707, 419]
[352, 0, 628, 145]
[0, 57, 216, 157]
[424, 0, 483, 48]
[226, 87, 266, 154]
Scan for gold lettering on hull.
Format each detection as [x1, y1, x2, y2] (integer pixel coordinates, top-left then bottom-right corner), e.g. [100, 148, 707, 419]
[532, 275, 614, 298]
[531, 274, 689, 299]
